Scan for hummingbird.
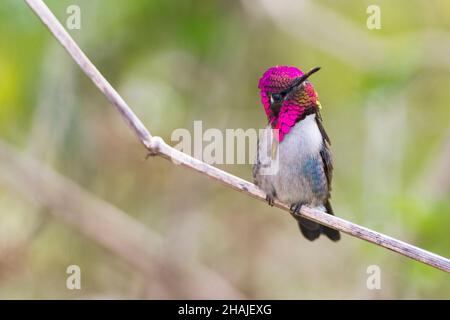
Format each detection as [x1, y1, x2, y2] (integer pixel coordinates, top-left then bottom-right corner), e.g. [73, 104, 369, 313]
[253, 66, 340, 241]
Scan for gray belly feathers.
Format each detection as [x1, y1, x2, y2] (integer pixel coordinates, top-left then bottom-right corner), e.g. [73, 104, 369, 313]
[253, 114, 329, 207]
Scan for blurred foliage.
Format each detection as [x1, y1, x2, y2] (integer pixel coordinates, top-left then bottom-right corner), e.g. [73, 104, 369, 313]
[0, 0, 449, 299]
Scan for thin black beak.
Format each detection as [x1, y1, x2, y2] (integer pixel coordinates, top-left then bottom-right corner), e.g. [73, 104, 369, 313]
[289, 66, 321, 91]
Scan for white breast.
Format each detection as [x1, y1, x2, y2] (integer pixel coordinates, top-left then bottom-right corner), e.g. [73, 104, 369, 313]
[255, 114, 324, 204]
[257, 114, 322, 169]
[280, 114, 323, 157]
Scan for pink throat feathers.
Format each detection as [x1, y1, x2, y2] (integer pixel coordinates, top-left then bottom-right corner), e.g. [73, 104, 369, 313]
[258, 66, 319, 141]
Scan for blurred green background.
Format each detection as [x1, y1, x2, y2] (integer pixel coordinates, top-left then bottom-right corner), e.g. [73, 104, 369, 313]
[0, 0, 449, 299]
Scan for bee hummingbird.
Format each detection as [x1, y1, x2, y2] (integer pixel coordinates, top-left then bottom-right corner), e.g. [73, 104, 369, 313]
[253, 66, 340, 241]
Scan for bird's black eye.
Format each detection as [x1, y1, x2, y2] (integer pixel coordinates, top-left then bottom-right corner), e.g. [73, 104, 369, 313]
[271, 93, 282, 103]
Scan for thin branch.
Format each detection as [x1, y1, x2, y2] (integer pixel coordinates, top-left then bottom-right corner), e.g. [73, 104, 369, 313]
[25, 0, 450, 273]
[0, 140, 244, 299]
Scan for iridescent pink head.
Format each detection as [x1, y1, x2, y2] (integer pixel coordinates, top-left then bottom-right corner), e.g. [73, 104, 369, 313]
[258, 66, 321, 141]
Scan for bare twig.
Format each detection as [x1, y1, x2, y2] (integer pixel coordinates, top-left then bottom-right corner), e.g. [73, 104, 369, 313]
[0, 140, 244, 299]
[25, 0, 450, 273]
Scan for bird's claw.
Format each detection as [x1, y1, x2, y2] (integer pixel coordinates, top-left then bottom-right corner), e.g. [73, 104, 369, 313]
[265, 195, 275, 206]
[290, 202, 305, 219]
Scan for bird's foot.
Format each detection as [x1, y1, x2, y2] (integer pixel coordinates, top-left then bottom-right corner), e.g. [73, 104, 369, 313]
[290, 202, 305, 220]
[265, 194, 275, 207]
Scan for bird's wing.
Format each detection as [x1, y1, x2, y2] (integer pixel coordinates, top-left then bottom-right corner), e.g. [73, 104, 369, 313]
[315, 110, 331, 145]
[316, 115, 333, 189]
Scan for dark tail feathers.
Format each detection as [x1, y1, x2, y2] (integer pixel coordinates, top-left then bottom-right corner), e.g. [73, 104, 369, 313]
[297, 201, 340, 242]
